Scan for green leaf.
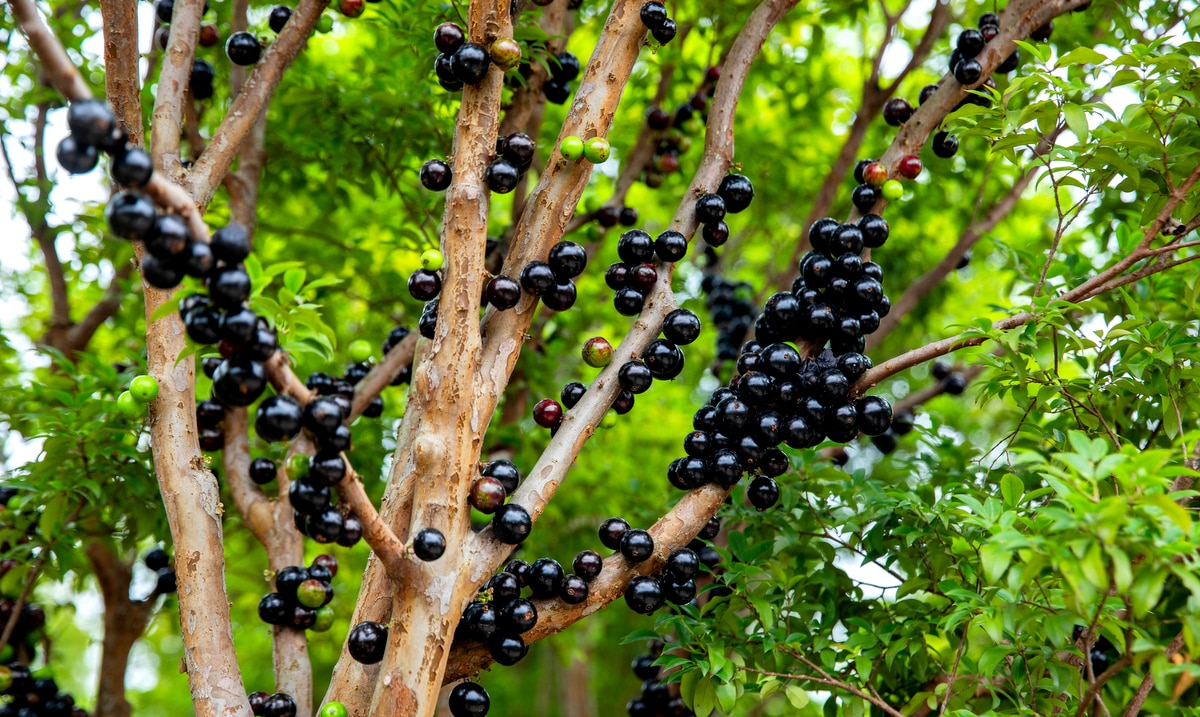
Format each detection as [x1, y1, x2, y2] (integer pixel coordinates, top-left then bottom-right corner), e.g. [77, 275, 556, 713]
[1055, 47, 1107, 68]
[785, 684, 810, 709]
[1063, 103, 1089, 141]
[715, 681, 736, 714]
[1000, 473, 1023, 507]
[980, 544, 1013, 583]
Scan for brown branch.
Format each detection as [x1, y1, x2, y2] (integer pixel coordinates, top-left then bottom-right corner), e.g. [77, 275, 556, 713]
[349, 332, 417, 420]
[497, 1, 567, 137]
[763, 0, 950, 297]
[337, 462, 407, 578]
[187, 0, 330, 210]
[453, 0, 798, 676]
[8, 0, 94, 101]
[63, 264, 134, 353]
[149, 0, 203, 178]
[446, 484, 729, 681]
[98, 0, 144, 145]
[264, 351, 317, 403]
[855, 164, 1200, 394]
[222, 408, 273, 542]
[1121, 632, 1186, 717]
[85, 543, 156, 717]
[1074, 652, 1134, 717]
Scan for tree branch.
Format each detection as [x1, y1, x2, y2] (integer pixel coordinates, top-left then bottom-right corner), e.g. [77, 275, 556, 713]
[85, 542, 156, 717]
[149, 0, 203, 177]
[349, 332, 417, 420]
[7, 0, 93, 101]
[1121, 632, 1186, 717]
[63, 264, 133, 353]
[187, 0, 330, 210]
[98, 0, 144, 145]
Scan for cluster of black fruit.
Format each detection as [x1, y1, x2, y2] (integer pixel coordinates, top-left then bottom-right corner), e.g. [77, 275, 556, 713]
[0, 669, 86, 717]
[597, 518, 700, 615]
[434, 22, 501, 90]
[642, 66, 719, 187]
[246, 690, 299, 717]
[470, 460, 534, 545]
[701, 275, 754, 363]
[257, 555, 338, 632]
[543, 51, 581, 105]
[282, 396, 359, 545]
[624, 641, 697, 717]
[639, 2, 677, 44]
[56, 99, 152, 187]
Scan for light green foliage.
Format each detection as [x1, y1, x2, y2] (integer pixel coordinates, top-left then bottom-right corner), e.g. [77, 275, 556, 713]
[2, 0, 1200, 715]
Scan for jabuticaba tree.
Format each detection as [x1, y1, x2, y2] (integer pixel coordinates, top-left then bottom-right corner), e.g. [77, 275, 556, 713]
[1, 0, 1199, 714]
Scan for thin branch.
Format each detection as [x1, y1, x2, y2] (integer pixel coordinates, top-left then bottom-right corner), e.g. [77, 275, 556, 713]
[149, 0, 203, 177]
[85, 542, 156, 717]
[63, 264, 133, 353]
[349, 332, 417, 420]
[742, 664, 905, 717]
[98, 0, 144, 145]
[336, 461, 407, 578]
[7, 0, 94, 100]
[221, 408, 272, 543]
[1121, 632, 1186, 717]
[187, 0, 330, 210]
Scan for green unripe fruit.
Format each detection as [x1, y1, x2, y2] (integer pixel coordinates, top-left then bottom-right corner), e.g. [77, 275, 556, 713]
[320, 702, 349, 717]
[130, 375, 159, 403]
[584, 195, 601, 214]
[600, 410, 618, 429]
[297, 578, 331, 608]
[312, 605, 335, 632]
[583, 137, 610, 163]
[881, 179, 904, 201]
[0, 666, 11, 692]
[316, 14, 333, 32]
[286, 453, 309, 481]
[0, 645, 13, 663]
[117, 391, 143, 418]
[490, 38, 522, 70]
[348, 340, 373, 363]
[560, 136, 584, 160]
[420, 249, 445, 271]
[582, 337, 613, 368]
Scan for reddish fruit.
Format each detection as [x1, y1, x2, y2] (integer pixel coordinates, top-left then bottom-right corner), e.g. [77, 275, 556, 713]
[704, 65, 721, 83]
[470, 476, 507, 513]
[896, 155, 922, 179]
[862, 162, 888, 187]
[199, 23, 220, 47]
[312, 554, 339, 577]
[657, 153, 679, 173]
[582, 337, 614, 367]
[533, 398, 563, 428]
[338, 0, 364, 17]
[490, 38, 522, 70]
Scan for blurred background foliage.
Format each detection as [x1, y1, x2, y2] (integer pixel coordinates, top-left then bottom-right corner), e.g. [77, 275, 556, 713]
[2, 0, 1200, 714]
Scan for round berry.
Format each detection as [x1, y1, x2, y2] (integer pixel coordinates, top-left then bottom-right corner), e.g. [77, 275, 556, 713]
[420, 159, 453, 191]
[491, 503, 531, 544]
[225, 31, 262, 65]
[347, 621, 388, 664]
[583, 137, 611, 163]
[448, 682, 490, 717]
[582, 336, 614, 367]
[560, 136, 585, 160]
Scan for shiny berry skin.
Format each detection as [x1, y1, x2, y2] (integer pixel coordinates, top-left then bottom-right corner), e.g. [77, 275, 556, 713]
[560, 381, 586, 409]
[582, 336, 614, 367]
[619, 528, 654, 563]
[488, 633, 527, 666]
[862, 161, 888, 187]
[108, 147, 154, 190]
[503, 132, 536, 169]
[448, 682, 490, 717]
[66, 100, 116, 150]
[296, 578, 331, 609]
[420, 159, 453, 191]
[695, 193, 726, 224]
[469, 476, 506, 514]
[918, 83, 939, 105]
[583, 137, 610, 163]
[717, 173, 754, 213]
[664, 547, 699, 583]
[643, 339, 684, 380]
[106, 191, 157, 240]
[651, 18, 677, 44]
[528, 557, 565, 598]
[486, 159, 520, 193]
[639, 1, 667, 29]
[56, 136, 98, 174]
[573, 550, 603, 582]
[337, 514, 363, 547]
[701, 220, 729, 246]
[413, 528, 446, 561]
[618, 361, 653, 394]
[486, 275, 521, 310]
[491, 503, 531, 544]
[561, 574, 589, 604]
[434, 22, 465, 54]
[852, 184, 879, 212]
[979, 12, 999, 28]
[490, 37, 522, 70]
[618, 230, 655, 264]
[605, 262, 630, 290]
[624, 575, 663, 614]
[268, 5, 292, 32]
[646, 106, 670, 129]
[348, 621, 388, 664]
[302, 396, 344, 438]
[226, 31, 262, 65]
[598, 516, 630, 550]
[619, 206, 639, 225]
[856, 396, 893, 436]
[747, 475, 780, 511]
[518, 261, 556, 296]
[882, 98, 914, 126]
[896, 154, 922, 179]
[532, 398, 563, 428]
[654, 230, 688, 262]
[560, 135, 584, 159]
[932, 131, 959, 158]
[208, 221, 250, 264]
[451, 43, 491, 85]
[487, 572, 521, 605]
[958, 28, 985, 57]
[307, 452, 346, 487]
[661, 309, 701, 345]
[954, 58, 982, 85]
[408, 269, 442, 301]
[255, 396, 303, 442]
[482, 459, 520, 493]
[548, 240, 587, 279]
